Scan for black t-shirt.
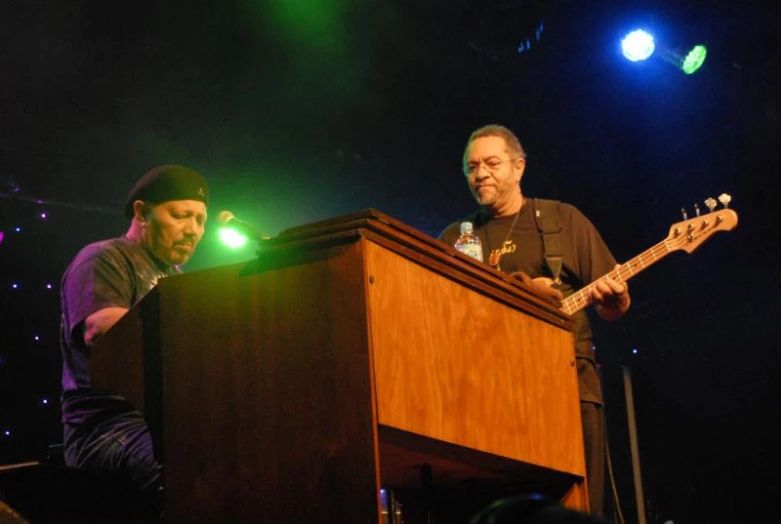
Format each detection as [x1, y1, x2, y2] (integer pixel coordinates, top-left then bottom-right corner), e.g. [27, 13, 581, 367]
[439, 199, 618, 403]
[59, 236, 177, 425]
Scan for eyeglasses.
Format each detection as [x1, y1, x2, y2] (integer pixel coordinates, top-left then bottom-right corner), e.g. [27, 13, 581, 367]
[463, 158, 515, 176]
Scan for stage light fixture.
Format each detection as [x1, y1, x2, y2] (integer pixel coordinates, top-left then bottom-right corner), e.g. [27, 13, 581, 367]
[621, 29, 655, 62]
[621, 28, 707, 74]
[663, 44, 708, 75]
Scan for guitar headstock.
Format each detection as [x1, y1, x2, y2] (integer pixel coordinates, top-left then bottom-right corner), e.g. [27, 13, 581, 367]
[666, 196, 738, 254]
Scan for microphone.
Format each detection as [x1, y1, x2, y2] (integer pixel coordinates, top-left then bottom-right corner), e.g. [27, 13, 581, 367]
[216, 211, 271, 242]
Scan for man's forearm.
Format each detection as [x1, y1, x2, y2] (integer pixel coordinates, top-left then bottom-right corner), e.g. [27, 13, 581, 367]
[83, 307, 130, 346]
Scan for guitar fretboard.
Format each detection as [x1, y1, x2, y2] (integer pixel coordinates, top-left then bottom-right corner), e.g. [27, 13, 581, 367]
[561, 239, 673, 315]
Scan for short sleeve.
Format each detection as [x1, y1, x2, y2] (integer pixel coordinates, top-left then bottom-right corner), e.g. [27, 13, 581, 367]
[563, 204, 617, 284]
[61, 250, 133, 347]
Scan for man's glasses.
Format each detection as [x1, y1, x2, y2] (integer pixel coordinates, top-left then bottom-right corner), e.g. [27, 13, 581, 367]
[464, 158, 515, 176]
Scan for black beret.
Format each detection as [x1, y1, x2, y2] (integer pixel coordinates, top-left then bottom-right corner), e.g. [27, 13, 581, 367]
[124, 165, 209, 218]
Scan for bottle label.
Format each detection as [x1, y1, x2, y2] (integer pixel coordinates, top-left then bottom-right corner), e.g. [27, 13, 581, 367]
[456, 243, 483, 262]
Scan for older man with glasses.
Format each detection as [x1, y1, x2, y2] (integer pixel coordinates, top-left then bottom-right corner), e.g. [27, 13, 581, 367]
[439, 124, 631, 515]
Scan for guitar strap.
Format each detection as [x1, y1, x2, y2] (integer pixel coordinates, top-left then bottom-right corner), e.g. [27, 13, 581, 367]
[532, 198, 564, 285]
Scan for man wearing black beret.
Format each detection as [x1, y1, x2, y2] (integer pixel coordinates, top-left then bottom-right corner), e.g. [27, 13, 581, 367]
[58, 165, 209, 510]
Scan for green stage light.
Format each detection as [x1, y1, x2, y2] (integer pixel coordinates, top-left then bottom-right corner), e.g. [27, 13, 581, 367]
[219, 227, 248, 249]
[682, 45, 707, 74]
[662, 44, 708, 75]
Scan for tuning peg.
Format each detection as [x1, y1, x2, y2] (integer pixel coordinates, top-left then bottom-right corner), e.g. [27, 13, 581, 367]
[681, 207, 688, 220]
[718, 193, 732, 208]
[694, 202, 701, 217]
[704, 198, 717, 212]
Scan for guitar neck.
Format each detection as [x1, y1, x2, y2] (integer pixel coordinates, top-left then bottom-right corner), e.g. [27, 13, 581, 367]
[561, 239, 673, 315]
[559, 206, 737, 315]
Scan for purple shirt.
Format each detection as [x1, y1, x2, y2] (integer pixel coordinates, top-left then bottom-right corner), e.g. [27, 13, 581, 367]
[59, 235, 177, 425]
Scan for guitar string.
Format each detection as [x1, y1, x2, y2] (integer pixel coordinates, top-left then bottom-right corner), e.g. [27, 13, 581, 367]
[563, 231, 703, 314]
[561, 212, 734, 314]
[562, 239, 672, 314]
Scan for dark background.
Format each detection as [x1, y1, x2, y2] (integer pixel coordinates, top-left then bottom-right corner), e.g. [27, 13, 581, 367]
[2, 1, 780, 522]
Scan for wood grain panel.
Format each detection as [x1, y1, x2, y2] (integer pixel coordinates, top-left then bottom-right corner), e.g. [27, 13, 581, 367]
[365, 241, 585, 477]
[91, 305, 145, 411]
[153, 242, 381, 523]
[275, 208, 571, 331]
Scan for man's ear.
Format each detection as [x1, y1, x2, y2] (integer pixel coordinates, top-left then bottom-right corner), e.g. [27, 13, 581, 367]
[132, 200, 150, 222]
[514, 157, 526, 184]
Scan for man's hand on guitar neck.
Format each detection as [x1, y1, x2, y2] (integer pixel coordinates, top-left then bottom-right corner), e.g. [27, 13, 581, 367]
[592, 267, 631, 321]
[508, 268, 630, 320]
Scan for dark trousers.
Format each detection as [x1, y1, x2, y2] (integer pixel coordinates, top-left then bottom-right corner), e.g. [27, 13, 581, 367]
[581, 401, 606, 515]
[64, 412, 162, 509]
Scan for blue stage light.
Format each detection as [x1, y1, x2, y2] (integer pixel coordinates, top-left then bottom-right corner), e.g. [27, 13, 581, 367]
[621, 29, 655, 62]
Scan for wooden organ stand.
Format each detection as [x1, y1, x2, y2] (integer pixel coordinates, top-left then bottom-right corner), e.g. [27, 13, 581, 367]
[92, 209, 588, 522]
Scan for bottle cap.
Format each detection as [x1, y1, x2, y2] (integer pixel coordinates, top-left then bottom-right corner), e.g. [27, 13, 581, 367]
[460, 221, 473, 235]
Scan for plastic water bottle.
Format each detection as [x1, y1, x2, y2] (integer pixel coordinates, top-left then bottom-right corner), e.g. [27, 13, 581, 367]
[454, 221, 483, 262]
